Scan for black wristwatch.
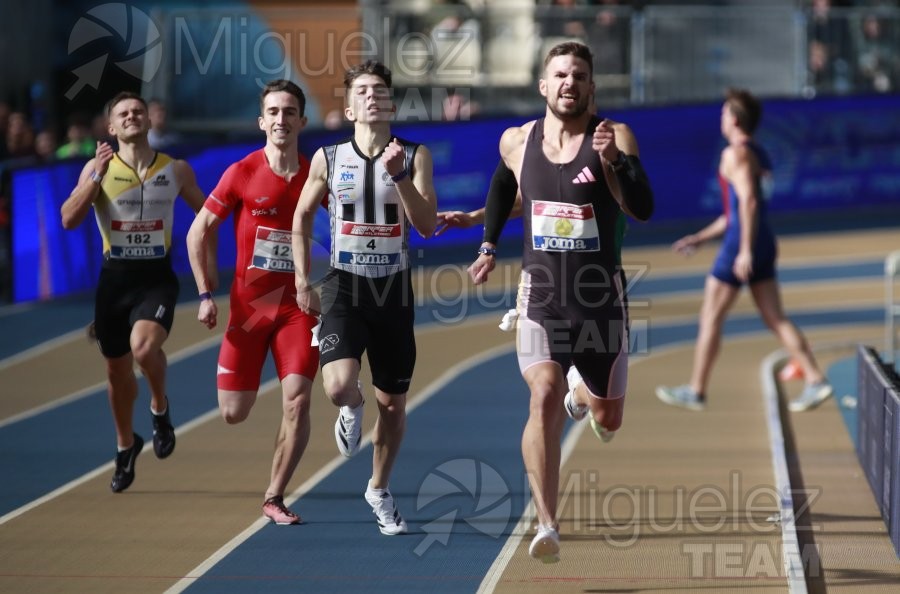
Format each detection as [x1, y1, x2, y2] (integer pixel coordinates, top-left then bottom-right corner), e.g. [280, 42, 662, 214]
[477, 246, 497, 257]
[612, 151, 628, 171]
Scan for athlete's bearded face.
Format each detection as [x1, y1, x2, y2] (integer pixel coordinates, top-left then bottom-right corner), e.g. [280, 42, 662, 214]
[259, 91, 306, 147]
[345, 74, 395, 124]
[108, 99, 150, 141]
[540, 55, 594, 121]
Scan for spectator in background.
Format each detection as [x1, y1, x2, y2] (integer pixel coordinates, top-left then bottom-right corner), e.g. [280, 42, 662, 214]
[323, 108, 345, 130]
[147, 98, 183, 150]
[34, 130, 57, 162]
[538, 0, 590, 40]
[0, 102, 11, 160]
[92, 112, 114, 147]
[56, 113, 94, 159]
[855, 12, 900, 92]
[589, 0, 629, 76]
[5, 112, 35, 159]
[805, 0, 853, 95]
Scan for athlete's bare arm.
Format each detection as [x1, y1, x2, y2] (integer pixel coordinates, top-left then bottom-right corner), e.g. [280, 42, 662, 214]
[174, 160, 206, 213]
[498, 123, 531, 182]
[292, 147, 329, 315]
[60, 141, 114, 229]
[435, 193, 522, 236]
[384, 139, 438, 238]
[721, 144, 759, 282]
[176, 159, 218, 292]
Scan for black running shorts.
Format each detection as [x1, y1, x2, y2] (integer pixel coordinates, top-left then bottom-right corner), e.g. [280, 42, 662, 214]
[93, 258, 179, 358]
[317, 268, 416, 395]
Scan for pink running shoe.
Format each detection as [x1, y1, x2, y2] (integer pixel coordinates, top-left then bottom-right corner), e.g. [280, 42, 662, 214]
[263, 496, 302, 525]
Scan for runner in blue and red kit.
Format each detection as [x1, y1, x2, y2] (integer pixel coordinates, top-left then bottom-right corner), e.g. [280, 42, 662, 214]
[656, 88, 833, 414]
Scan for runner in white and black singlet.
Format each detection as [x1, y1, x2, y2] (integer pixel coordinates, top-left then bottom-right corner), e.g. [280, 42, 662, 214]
[467, 41, 654, 563]
[292, 61, 437, 536]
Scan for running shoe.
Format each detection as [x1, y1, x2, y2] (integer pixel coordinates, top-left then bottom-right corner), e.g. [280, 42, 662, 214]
[263, 496, 302, 525]
[528, 524, 560, 563]
[563, 366, 588, 421]
[110, 433, 144, 493]
[589, 418, 616, 443]
[655, 384, 706, 411]
[365, 485, 408, 535]
[335, 399, 364, 457]
[151, 400, 176, 459]
[788, 381, 834, 412]
[778, 359, 805, 382]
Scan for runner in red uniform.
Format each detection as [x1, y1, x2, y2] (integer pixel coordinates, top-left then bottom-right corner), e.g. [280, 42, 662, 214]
[187, 80, 318, 524]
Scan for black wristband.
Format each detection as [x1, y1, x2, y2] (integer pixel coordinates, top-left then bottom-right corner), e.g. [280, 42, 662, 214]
[199, 292, 212, 301]
[390, 169, 408, 183]
[477, 246, 497, 257]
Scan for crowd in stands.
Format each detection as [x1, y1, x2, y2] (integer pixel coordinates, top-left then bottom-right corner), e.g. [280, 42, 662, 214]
[806, 0, 900, 96]
[0, 0, 898, 302]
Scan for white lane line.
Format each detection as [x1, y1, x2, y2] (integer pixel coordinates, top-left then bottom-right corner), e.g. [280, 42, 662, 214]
[0, 301, 208, 370]
[0, 405, 224, 526]
[165, 341, 517, 593]
[0, 334, 222, 430]
[0, 328, 88, 372]
[760, 349, 809, 594]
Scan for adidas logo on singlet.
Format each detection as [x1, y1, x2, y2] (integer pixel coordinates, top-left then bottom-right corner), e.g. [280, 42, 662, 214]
[572, 167, 597, 184]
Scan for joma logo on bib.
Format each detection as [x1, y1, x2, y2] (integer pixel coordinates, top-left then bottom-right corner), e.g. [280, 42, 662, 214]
[117, 246, 159, 257]
[536, 237, 589, 250]
[263, 258, 294, 271]
[349, 253, 391, 265]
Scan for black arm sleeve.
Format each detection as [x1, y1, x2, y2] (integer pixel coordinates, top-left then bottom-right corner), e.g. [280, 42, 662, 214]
[615, 155, 654, 222]
[483, 160, 519, 244]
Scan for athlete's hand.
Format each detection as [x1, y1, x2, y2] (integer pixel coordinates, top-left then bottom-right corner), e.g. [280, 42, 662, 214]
[733, 250, 753, 283]
[295, 280, 320, 316]
[94, 141, 114, 176]
[198, 298, 217, 330]
[434, 211, 475, 236]
[672, 234, 701, 256]
[591, 119, 620, 163]
[467, 254, 495, 285]
[381, 138, 406, 178]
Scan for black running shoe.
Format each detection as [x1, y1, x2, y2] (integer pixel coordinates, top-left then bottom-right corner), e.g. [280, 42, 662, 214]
[152, 401, 176, 459]
[110, 433, 144, 493]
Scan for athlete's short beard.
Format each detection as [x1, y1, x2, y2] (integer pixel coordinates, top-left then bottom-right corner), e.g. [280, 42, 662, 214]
[546, 95, 590, 121]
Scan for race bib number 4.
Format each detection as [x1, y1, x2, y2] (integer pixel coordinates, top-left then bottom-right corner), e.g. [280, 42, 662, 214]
[336, 222, 402, 267]
[110, 219, 166, 259]
[251, 226, 295, 273]
[531, 200, 600, 252]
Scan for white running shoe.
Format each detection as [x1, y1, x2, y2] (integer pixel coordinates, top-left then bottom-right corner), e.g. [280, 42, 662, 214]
[335, 398, 364, 457]
[564, 366, 588, 421]
[528, 524, 560, 563]
[365, 485, 408, 535]
[655, 384, 706, 411]
[788, 381, 834, 412]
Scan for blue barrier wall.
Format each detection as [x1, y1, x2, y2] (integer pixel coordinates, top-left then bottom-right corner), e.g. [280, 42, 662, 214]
[856, 345, 900, 558]
[9, 93, 900, 302]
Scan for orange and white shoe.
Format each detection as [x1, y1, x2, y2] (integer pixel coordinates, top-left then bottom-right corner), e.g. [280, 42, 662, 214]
[778, 359, 805, 382]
